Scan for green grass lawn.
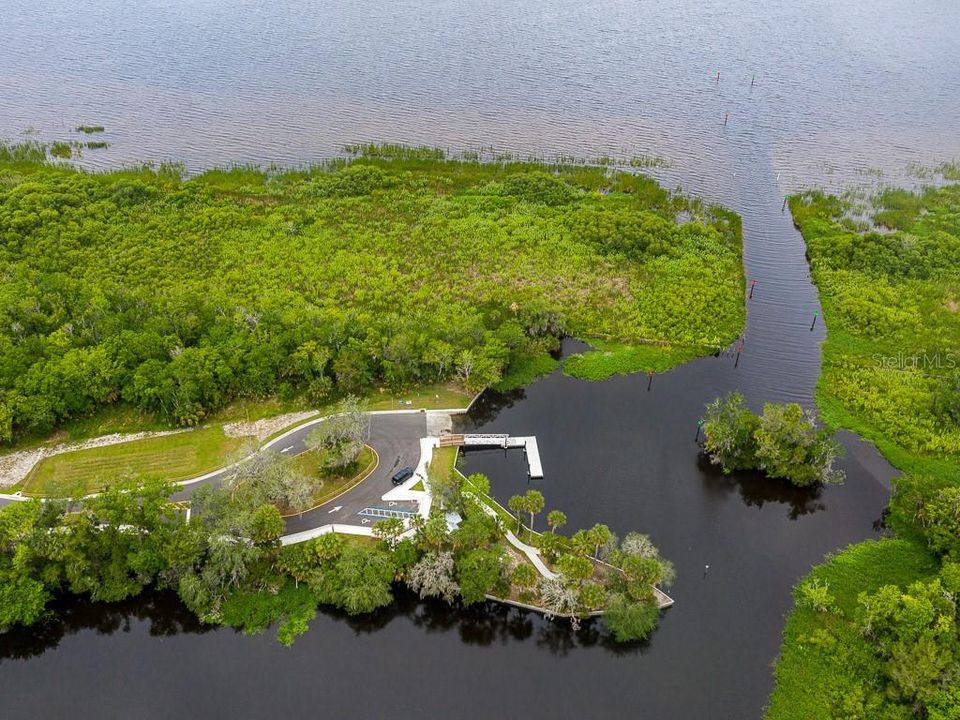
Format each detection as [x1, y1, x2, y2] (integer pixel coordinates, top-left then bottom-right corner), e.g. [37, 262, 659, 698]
[429, 445, 459, 482]
[366, 383, 474, 411]
[285, 445, 378, 514]
[5, 384, 471, 498]
[22, 426, 245, 497]
[3, 396, 313, 455]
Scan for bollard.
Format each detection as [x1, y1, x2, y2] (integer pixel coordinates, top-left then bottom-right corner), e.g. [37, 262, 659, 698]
[716, 70, 720, 82]
[647, 369, 653, 391]
[734, 345, 742, 368]
[749, 279, 757, 299]
[810, 311, 819, 331]
[695, 418, 704, 442]
[724, 112, 729, 126]
[782, 196, 787, 212]
[751, 74, 755, 87]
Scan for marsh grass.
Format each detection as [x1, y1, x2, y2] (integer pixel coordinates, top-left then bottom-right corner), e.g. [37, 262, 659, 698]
[938, 160, 960, 181]
[49, 142, 72, 159]
[343, 143, 446, 161]
[0, 140, 47, 164]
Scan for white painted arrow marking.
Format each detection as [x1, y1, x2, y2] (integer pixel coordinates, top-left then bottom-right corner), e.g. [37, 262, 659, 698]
[327, 505, 343, 514]
[281, 445, 295, 453]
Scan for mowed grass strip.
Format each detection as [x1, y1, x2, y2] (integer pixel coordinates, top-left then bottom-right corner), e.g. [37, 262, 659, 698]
[22, 426, 245, 497]
[429, 445, 458, 481]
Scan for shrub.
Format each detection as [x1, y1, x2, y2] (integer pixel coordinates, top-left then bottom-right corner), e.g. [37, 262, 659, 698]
[602, 594, 660, 642]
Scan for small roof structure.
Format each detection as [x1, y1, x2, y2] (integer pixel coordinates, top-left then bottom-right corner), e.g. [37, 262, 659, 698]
[444, 511, 462, 532]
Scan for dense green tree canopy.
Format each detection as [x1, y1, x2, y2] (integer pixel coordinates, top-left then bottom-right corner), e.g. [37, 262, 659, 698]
[703, 393, 845, 487]
[0, 151, 743, 442]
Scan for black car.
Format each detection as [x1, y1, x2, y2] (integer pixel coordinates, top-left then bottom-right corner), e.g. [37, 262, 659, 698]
[391, 466, 414, 485]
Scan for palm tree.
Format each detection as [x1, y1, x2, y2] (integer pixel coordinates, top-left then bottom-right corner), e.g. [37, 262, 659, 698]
[547, 510, 567, 533]
[507, 494, 525, 533]
[589, 523, 615, 558]
[524, 490, 544, 533]
[511, 563, 539, 601]
[570, 529, 593, 557]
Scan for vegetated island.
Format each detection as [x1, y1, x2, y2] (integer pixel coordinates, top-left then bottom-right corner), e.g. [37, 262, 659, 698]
[0, 141, 744, 456]
[766, 182, 960, 719]
[701, 391, 847, 487]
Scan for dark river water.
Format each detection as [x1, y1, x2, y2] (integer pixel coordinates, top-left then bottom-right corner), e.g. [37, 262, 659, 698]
[2, 1, 959, 718]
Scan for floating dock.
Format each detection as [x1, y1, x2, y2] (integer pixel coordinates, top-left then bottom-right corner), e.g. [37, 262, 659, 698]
[439, 433, 543, 478]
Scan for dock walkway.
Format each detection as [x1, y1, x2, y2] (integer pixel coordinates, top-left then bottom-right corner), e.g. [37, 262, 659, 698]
[438, 433, 543, 478]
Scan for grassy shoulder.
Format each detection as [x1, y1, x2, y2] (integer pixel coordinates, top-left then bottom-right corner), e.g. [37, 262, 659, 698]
[766, 540, 938, 720]
[2, 382, 473, 456]
[282, 444, 377, 514]
[20, 425, 244, 497]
